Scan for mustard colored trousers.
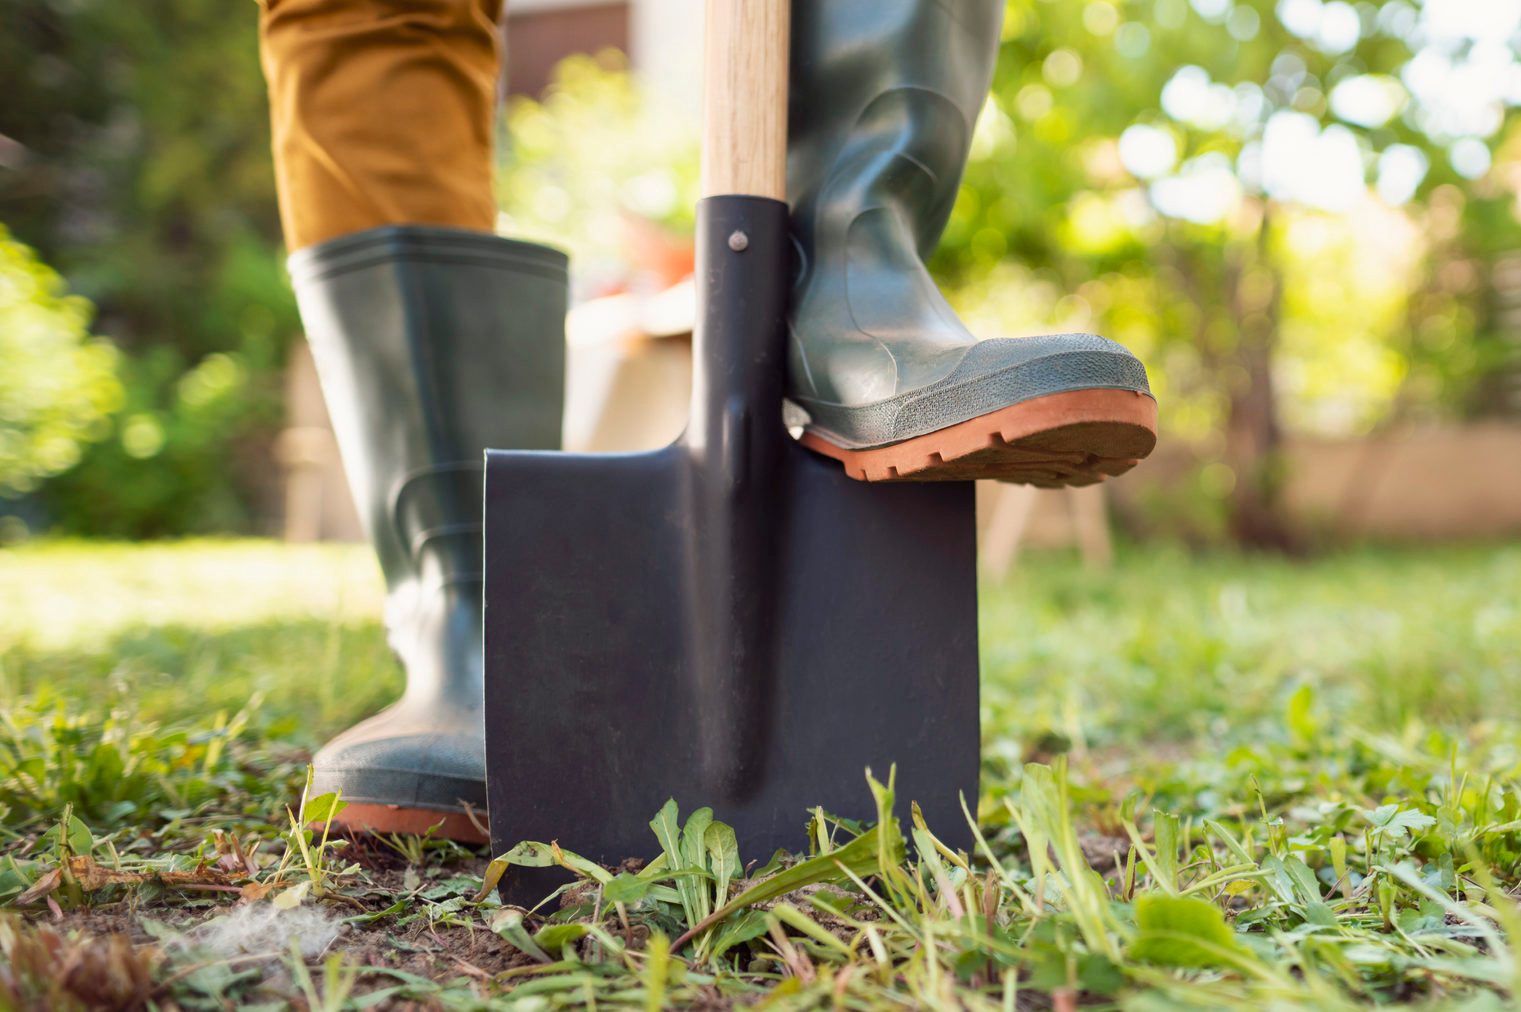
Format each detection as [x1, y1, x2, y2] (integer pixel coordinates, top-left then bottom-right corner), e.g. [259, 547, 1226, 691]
[259, 0, 504, 252]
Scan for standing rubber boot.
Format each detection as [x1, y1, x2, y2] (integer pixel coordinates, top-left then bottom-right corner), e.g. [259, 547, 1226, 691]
[289, 226, 566, 841]
[787, 1, 1157, 483]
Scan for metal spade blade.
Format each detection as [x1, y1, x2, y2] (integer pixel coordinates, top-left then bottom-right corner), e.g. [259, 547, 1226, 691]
[483, 196, 978, 903]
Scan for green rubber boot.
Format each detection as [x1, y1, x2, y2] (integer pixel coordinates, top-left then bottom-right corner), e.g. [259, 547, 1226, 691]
[787, 0, 1157, 483]
[289, 226, 565, 840]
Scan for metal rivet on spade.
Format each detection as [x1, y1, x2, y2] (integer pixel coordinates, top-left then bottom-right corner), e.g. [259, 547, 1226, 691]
[728, 230, 749, 252]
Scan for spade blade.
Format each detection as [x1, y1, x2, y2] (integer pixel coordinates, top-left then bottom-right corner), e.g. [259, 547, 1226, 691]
[482, 195, 979, 903]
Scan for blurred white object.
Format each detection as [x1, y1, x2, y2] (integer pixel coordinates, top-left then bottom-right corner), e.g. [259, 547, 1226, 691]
[563, 279, 694, 452]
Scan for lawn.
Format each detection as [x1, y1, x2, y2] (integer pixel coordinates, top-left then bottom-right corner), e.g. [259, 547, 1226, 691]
[2, 538, 1519, 1008]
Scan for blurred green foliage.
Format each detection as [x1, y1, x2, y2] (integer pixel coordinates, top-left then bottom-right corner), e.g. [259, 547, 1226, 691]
[1, 0, 297, 537]
[497, 1, 1521, 545]
[955, 0, 1514, 423]
[937, 0, 1521, 543]
[0, 228, 122, 499]
[4, 0, 1521, 541]
[498, 51, 701, 286]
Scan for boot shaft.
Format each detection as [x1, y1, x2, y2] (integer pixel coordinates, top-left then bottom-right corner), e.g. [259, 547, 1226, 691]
[787, 0, 1005, 258]
[784, 1, 1006, 409]
[288, 226, 566, 590]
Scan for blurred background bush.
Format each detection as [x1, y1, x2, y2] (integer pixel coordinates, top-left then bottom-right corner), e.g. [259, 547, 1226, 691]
[0, 227, 121, 506]
[3, 0, 1519, 548]
[2, 0, 294, 538]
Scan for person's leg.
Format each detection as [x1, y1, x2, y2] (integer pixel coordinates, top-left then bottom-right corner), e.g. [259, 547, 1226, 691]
[786, 1, 1157, 483]
[260, 0, 502, 248]
[260, 0, 565, 840]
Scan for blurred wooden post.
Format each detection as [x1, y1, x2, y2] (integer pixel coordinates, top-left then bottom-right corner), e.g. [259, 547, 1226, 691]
[1066, 485, 1113, 568]
[980, 483, 1113, 577]
[278, 343, 362, 542]
[980, 484, 1037, 580]
[276, 427, 330, 543]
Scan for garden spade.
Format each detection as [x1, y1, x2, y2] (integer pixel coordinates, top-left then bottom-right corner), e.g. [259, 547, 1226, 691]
[482, 0, 978, 902]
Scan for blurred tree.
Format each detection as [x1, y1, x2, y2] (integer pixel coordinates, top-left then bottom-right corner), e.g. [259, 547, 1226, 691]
[941, 0, 1521, 546]
[0, 0, 296, 536]
[5, 0, 1520, 544]
[498, 50, 702, 292]
[1408, 173, 1521, 420]
[497, 7, 1521, 546]
[0, 228, 121, 502]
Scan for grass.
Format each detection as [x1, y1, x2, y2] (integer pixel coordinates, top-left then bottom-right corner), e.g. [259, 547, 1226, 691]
[2, 537, 1520, 1008]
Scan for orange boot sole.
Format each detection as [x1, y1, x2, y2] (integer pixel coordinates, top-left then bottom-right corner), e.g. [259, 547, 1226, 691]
[320, 803, 490, 845]
[800, 388, 1157, 484]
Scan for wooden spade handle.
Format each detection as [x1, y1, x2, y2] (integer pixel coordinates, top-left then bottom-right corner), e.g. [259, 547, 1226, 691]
[700, 0, 790, 200]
